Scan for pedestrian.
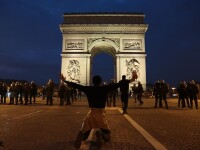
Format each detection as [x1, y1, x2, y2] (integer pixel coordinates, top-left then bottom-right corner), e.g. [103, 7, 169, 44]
[0, 82, 3, 104]
[15, 82, 20, 105]
[45, 79, 54, 105]
[108, 79, 118, 107]
[58, 82, 66, 106]
[183, 81, 190, 108]
[23, 82, 30, 105]
[177, 81, 190, 108]
[42, 85, 46, 100]
[60, 71, 138, 149]
[1, 82, 7, 104]
[9, 82, 15, 105]
[29, 81, 37, 104]
[131, 83, 137, 103]
[19, 82, 23, 104]
[119, 74, 136, 114]
[153, 81, 160, 108]
[65, 85, 71, 105]
[137, 81, 144, 105]
[159, 80, 169, 109]
[77, 89, 81, 100]
[188, 80, 199, 109]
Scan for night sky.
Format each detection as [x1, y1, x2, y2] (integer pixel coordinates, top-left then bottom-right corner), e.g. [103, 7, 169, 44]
[0, 0, 200, 86]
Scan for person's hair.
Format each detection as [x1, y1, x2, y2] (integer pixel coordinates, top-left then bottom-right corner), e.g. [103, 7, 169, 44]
[122, 75, 126, 80]
[93, 75, 102, 85]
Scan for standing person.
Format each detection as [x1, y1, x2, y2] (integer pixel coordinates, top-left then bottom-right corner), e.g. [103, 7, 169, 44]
[15, 82, 20, 105]
[1, 82, 7, 104]
[177, 82, 183, 107]
[183, 81, 190, 108]
[29, 81, 37, 104]
[23, 82, 30, 105]
[0, 82, 3, 104]
[159, 80, 169, 109]
[131, 83, 137, 103]
[188, 80, 199, 109]
[119, 74, 137, 114]
[103, 82, 110, 107]
[137, 81, 144, 105]
[77, 89, 81, 100]
[108, 79, 118, 107]
[45, 79, 54, 105]
[19, 83, 23, 104]
[65, 85, 71, 105]
[60, 71, 137, 149]
[42, 86, 46, 100]
[177, 81, 190, 108]
[58, 82, 66, 106]
[153, 81, 160, 108]
[9, 82, 15, 105]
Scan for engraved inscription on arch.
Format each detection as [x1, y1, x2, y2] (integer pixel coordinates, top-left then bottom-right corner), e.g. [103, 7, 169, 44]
[65, 39, 84, 50]
[123, 39, 142, 50]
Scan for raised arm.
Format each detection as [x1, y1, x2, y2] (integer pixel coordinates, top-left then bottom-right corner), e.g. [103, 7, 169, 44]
[130, 71, 138, 82]
[60, 74, 83, 90]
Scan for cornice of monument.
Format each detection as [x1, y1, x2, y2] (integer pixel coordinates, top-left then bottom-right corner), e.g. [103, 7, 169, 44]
[59, 24, 148, 34]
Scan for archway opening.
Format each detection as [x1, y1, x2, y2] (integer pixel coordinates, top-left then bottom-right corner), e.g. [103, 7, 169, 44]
[92, 52, 115, 84]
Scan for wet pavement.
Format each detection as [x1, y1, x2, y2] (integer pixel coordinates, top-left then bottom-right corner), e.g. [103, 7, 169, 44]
[0, 97, 200, 150]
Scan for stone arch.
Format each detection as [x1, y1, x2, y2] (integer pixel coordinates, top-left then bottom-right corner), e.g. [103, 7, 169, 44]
[90, 43, 117, 84]
[60, 13, 148, 89]
[88, 37, 120, 53]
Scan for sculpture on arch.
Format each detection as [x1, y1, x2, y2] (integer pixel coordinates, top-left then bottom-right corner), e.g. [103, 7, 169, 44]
[126, 59, 140, 79]
[67, 60, 81, 83]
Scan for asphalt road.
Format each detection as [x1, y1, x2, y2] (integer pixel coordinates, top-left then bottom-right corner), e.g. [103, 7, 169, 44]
[0, 97, 200, 150]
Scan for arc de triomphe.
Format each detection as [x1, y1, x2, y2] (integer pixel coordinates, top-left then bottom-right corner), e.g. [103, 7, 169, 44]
[60, 13, 148, 89]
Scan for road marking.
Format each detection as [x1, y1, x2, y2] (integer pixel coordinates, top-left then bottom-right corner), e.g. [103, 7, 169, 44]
[117, 108, 168, 150]
[6, 110, 43, 121]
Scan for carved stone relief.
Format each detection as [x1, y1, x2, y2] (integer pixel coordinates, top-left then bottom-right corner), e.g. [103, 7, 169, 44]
[87, 37, 120, 50]
[126, 59, 140, 79]
[67, 60, 81, 83]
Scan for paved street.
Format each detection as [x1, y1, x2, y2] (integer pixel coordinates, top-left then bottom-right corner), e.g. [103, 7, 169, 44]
[0, 96, 200, 150]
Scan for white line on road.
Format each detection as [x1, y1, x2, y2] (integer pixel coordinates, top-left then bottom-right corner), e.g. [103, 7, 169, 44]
[118, 108, 168, 150]
[6, 110, 43, 121]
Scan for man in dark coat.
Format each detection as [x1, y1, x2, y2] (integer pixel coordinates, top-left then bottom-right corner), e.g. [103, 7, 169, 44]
[119, 74, 136, 114]
[29, 81, 37, 104]
[58, 82, 66, 106]
[188, 80, 199, 109]
[159, 80, 169, 109]
[153, 81, 160, 108]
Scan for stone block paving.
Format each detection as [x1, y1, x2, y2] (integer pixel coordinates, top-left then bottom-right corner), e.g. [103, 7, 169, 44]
[1, 97, 200, 149]
[0, 97, 156, 150]
[92, 109, 155, 150]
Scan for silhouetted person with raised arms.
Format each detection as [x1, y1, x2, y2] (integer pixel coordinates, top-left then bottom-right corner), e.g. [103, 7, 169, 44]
[60, 71, 137, 149]
[119, 74, 138, 114]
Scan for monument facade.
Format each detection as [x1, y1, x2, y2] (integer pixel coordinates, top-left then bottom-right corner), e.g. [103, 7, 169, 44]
[60, 13, 148, 89]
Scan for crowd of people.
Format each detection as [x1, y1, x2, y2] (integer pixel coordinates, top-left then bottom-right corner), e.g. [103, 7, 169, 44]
[176, 80, 199, 109]
[0, 79, 81, 106]
[0, 78, 199, 111]
[0, 81, 37, 105]
[0, 74, 199, 148]
[151, 80, 199, 109]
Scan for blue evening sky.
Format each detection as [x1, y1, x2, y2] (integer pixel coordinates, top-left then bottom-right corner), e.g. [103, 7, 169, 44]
[0, 0, 200, 86]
